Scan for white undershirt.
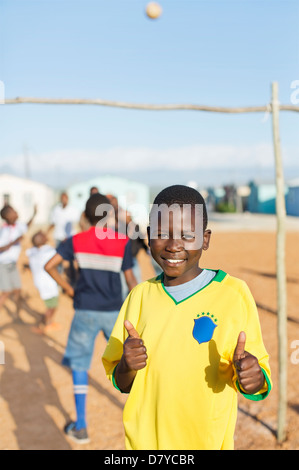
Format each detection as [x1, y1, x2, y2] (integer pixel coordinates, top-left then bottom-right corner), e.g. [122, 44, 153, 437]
[163, 269, 216, 302]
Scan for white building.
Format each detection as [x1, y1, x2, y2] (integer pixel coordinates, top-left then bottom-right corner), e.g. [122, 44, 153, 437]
[67, 175, 150, 231]
[0, 174, 56, 225]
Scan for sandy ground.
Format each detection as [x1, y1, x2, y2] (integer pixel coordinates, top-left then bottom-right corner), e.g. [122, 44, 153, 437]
[1, 214, 299, 450]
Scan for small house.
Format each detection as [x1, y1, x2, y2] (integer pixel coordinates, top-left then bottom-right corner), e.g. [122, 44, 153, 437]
[248, 180, 288, 214]
[0, 173, 56, 225]
[67, 175, 150, 231]
[286, 179, 299, 217]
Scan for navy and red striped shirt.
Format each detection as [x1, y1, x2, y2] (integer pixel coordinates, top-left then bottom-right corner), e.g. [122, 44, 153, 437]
[57, 226, 133, 312]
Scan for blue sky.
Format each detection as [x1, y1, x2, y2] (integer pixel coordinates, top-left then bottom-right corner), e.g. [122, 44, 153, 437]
[0, 0, 298, 188]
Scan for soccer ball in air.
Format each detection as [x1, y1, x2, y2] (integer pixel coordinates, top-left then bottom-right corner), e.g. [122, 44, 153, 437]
[145, 2, 162, 19]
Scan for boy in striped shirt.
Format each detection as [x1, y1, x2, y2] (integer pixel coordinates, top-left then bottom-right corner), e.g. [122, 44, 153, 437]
[45, 193, 137, 444]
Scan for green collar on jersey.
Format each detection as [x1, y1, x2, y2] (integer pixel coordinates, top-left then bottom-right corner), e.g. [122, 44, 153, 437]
[157, 269, 227, 305]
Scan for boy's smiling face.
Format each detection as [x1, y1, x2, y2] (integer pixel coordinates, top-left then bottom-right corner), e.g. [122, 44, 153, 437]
[148, 204, 211, 286]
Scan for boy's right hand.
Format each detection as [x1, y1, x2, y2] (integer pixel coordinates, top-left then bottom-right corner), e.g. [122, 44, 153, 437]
[123, 320, 147, 371]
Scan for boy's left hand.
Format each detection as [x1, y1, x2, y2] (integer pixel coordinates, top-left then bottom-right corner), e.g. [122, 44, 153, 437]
[233, 331, 265, 395]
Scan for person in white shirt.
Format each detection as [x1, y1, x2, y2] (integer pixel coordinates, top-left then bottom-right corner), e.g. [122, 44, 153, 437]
[48, 192, 79, 245]
[26, 231, 60, 333]
[47, 192, 79, 286]
[0, 204, 37, 319]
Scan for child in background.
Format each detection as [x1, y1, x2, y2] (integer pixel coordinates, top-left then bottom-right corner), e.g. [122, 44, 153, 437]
[0, 204, 37, 320]
[102, 185, 272, 450]
[45, 193, 137, 444]
[26, 231, 60, 334]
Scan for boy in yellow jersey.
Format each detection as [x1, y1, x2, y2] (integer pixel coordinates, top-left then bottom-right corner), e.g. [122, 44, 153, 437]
[102, 185, 271, 450]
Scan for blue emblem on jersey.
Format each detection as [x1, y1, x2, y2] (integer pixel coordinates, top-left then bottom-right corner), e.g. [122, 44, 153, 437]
[192, 313, 217, 345]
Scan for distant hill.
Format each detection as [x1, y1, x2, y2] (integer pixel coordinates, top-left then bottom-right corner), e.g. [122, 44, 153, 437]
[1, 165, 299, 191]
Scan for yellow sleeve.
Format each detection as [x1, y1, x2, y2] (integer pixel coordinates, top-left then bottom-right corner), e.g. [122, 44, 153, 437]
[102, 284, 143, 389]
[232, 281, 272, 401]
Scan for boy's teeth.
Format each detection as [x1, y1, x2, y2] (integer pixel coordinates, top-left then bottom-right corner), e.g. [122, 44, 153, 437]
[167, 259, 183, 263]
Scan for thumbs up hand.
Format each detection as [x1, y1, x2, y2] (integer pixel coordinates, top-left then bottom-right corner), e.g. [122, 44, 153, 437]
[233, 331, 265, 395]
[123, 320, 148, 371]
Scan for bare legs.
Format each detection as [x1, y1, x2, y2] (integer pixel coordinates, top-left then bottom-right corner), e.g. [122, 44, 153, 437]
[0, 289, 22, 320]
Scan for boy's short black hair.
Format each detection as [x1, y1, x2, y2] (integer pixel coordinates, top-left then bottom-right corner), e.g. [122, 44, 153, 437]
[152, 184, 208, 230]
[0, 205, 13, 220]
[85, 193, 111, 225]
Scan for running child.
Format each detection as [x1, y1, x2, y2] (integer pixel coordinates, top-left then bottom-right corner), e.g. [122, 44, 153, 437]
[0, 204, 37, 319]
[45, 193, 137, 444]
[102, 185, 272, 450]
[26, 230, 60, 333]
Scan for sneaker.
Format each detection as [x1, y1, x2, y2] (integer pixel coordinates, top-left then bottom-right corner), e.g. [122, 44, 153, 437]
[64, 421, 90, 444]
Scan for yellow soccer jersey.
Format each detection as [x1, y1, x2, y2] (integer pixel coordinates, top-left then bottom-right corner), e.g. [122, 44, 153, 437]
[102, 270, 271, 450]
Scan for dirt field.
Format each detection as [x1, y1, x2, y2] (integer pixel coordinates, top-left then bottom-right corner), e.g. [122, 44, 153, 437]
[1, 217, 299, 450]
